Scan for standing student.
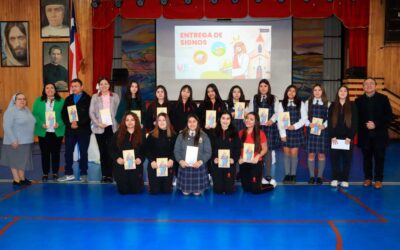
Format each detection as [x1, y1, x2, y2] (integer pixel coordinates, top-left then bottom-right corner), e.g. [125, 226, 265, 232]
[226, 85, 247, 131]
[145, 113, 176, 194]
[197, 83, 226, 132]
[249, 79, 281, 185]
[89, 77, 120, 183]
[59, 78, 92, 182]
[171, 85, 198, 133]
[174, 114, 212, 195]
[355, 78, 392, 189]
[304, 84, 330, 185]
[0, 93, 35, 186]
[278, 85, 306, 184]
[109, 112, 145, 194]
[329, 86, 358, 188]
[210, 111, 241, 194]
[115, 80, 145, 124]
[32, 83, 65, 181]
[238, 112, 274, 194]
[145, 85, 172, 131]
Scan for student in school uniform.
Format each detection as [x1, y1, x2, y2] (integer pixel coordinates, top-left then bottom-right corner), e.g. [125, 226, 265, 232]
[145, 85, 172, 131]
[197, 83, 226, 133]
[89, 77, 120, 183]
[115, 79, 146, 125]
[249, 79, 281, 186]
[109, 112, 145, 194]
[145, 113, 176, 194]
[209, 111, 241, 194]
[304, 84, 330, 185]
[226, 85, 248, 132]
[278, 85, 307, 184]
[329, 86, 358, 188]
[238, 112, 274, 194]
[174, 114, 212, 195]
[171, 85, 198, 133]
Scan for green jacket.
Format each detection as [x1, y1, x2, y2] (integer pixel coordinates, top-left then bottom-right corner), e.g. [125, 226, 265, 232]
[32, 97, 65, 137]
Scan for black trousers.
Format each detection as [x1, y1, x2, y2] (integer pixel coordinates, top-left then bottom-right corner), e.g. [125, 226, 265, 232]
[240, 162, 273, 194]
[330, 148, 353, 182]
[147, 166, 173, 194]
[211, 164, 236, 194]
[95, 126, 114, 178]
[38, 132, 63, 175]
[113, 163, 144, 194]
[362, 139, 386, 182]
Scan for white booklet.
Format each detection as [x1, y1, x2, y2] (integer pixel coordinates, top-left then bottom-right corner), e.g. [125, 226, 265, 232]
[100, 108, 113, 126]
[331, 139, 350, 150]
[185, 146, 198, 167]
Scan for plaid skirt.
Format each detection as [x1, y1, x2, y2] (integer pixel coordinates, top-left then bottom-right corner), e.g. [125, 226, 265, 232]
[282, 128, 305, 148]
[306, 128, 329, 153]
[262, 123, 281, 150]
[177, 164, 209, 193]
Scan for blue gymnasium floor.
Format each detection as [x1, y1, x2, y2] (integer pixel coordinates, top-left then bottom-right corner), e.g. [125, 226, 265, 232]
[0, 143, 399, 249]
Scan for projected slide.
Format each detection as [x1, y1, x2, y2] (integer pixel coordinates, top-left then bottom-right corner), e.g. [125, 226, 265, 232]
[175, 26, 271, 80]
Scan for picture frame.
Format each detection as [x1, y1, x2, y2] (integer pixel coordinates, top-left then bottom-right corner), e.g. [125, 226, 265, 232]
[43, 42, 69, 92]
[40, 0, 70, 38]
[0, 21, 30, 67]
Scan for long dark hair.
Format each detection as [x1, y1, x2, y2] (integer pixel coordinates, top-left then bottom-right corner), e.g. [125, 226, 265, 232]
[116, 112, 142, 148]
[255, 79, 275, 106]
[203, 83, 224, 105]
[282, 85, 301, 110]
[155, 85, 169, 103]
[215, 111, 238, 140]
[41, 83, 61, 101]
[331, 86, 352, 128]
[227, 85, 246, 110]
[178, 85, 195, 104]
[182, 113, 202, 146]
[241, 112, 261, 153]
[149, 113, 175, 139]
[125, 80, 142, 109]
[307, 84, 329, 119]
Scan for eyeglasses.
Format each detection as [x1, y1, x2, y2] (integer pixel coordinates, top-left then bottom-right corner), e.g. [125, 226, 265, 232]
[16, 98, 26, 101]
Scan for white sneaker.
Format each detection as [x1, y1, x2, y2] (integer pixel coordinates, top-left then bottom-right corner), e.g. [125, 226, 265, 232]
[269, 179, 277, 188]
[58, 175, 75, 182]
[330, 180, 338, 187]
[262, 177, 269, 184]
[340, 181, 349, 188]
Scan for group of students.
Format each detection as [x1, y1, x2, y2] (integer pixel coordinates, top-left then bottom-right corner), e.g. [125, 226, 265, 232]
[0, 76, 392, 195]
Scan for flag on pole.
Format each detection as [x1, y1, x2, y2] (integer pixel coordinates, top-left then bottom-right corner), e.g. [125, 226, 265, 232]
[69, 1, 82, 91]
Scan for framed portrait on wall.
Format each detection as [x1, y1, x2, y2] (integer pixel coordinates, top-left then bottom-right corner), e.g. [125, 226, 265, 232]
[0, 21, 30, 67]
[40, 0, 70, 38]
[43, 42, 69, 92]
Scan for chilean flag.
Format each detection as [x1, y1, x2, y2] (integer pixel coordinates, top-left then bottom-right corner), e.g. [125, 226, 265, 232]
[69, 1, 82, 90]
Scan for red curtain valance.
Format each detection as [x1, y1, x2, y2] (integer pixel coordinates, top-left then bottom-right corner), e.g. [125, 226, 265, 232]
[93, 0, 369, 29]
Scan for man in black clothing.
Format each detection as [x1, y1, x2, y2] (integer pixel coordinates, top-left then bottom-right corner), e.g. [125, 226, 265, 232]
[59, 78, 92, 182]
[43, 45, 69, 91]
[355, 78, 393, 189]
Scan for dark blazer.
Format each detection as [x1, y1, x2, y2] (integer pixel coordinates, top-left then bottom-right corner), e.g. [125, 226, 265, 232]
[355, 92, 393, 147]
[61, 91, 92, 136]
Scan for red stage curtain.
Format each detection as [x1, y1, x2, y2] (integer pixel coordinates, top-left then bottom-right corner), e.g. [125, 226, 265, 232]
[163, 0, 204, 19]
[291, 0, 333, 18]
[348, 28, 368, 67]
[334, 0, 369, 28]
[93, 25, 115, 93]
[120, 0, 162, 19]
[92, 0, 119, 29]
[249, 0, 291, 18]
[204, 0, 248, 19]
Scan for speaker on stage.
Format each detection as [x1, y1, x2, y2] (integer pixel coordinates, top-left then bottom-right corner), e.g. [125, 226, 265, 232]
[112, 68, 129, 86]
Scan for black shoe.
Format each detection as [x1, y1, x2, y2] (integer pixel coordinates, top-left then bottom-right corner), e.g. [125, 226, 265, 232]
[283, 175, 290, 184]
[13, 181, 22, 186]
[42, 175, 48, 182]
[52, 174, 58, 180]
[105, 177, 113, 183]
[291, 175, 296, 184]
[308, 177, 315, 184]
[101, 176, 107, 183]
[21, 179, 32, 185]
[316, 177, 323, 185]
